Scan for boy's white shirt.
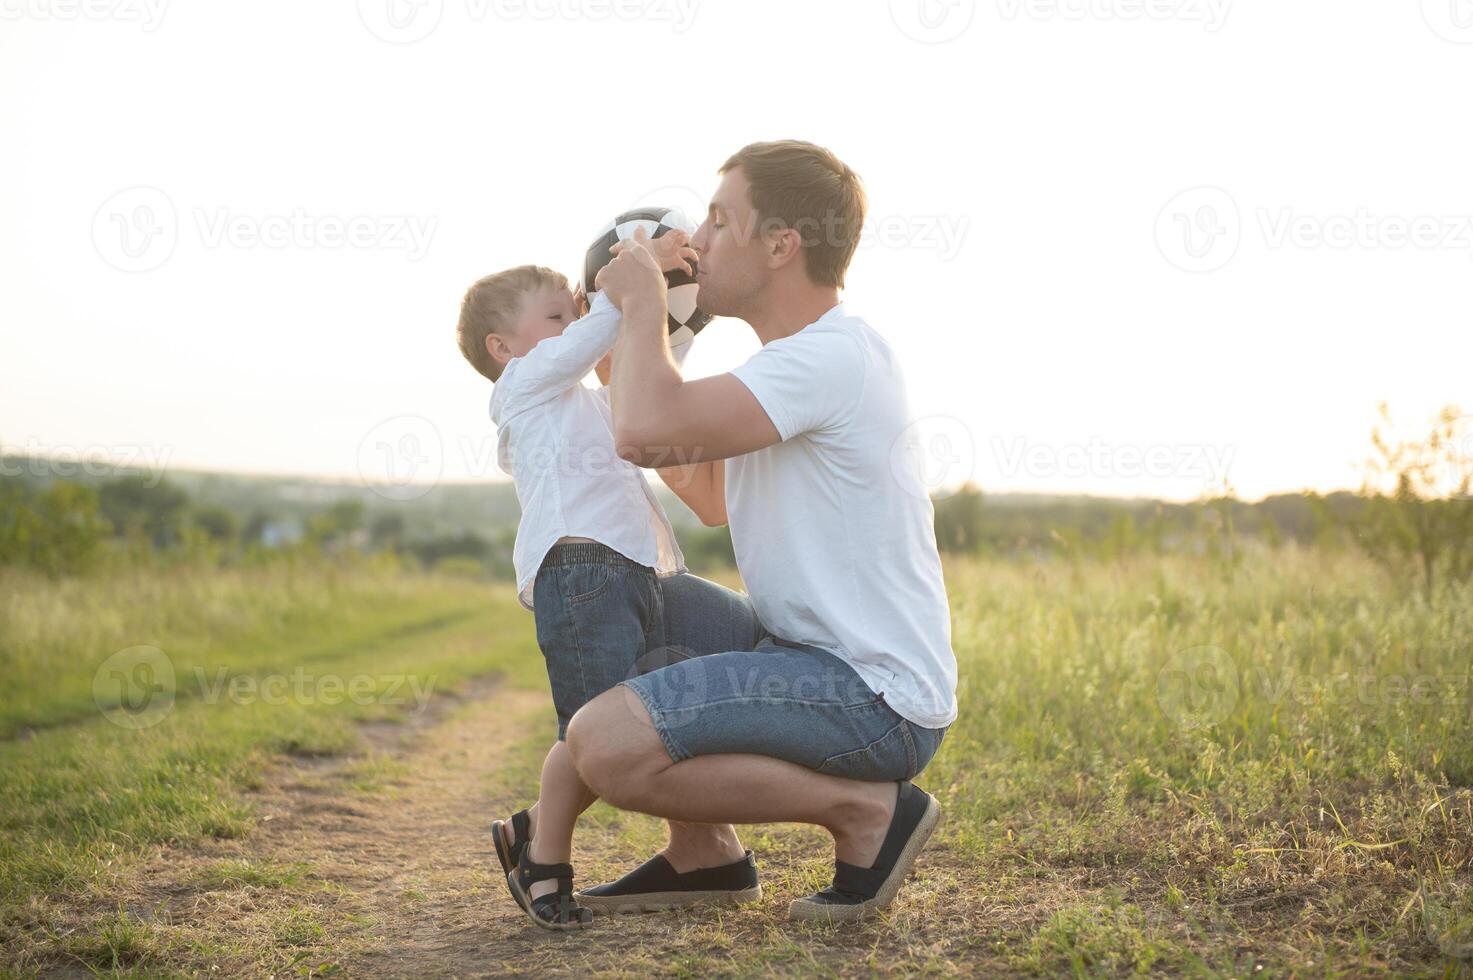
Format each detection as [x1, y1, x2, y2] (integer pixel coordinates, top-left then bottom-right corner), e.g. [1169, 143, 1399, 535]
[491, 291, 688, 610]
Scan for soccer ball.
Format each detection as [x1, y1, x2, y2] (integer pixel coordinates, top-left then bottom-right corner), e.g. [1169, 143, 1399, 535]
[581, 206, 713, 346]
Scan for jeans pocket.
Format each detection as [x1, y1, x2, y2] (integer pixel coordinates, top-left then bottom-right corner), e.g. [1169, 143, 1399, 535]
[566, 564, 618, 604]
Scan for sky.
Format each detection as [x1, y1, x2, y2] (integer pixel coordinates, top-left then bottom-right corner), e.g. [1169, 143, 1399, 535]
[2, 0, 1470, 502]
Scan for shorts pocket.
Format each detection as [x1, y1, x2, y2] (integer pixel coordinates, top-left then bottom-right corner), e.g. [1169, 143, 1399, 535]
[815, 720, 914, 782]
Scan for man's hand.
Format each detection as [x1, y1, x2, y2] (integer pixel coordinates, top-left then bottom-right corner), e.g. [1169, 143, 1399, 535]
[596, 226, 668, 312]
[612, 227, 696, 275]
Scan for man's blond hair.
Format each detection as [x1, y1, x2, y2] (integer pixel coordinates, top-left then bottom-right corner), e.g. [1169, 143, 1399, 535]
[456, 265, 568, 382]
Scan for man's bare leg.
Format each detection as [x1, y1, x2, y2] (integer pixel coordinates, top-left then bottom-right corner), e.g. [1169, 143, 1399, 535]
[566, 687, 898, 867]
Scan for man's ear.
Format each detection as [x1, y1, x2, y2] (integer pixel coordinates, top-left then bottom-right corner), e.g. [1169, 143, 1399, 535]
[766, 226, 804, 271]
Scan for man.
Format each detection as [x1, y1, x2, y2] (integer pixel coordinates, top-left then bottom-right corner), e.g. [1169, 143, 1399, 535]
[566, 140, 958, 922]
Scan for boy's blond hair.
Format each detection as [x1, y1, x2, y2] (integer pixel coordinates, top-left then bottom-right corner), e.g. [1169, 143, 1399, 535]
[456, 264, 568, 382]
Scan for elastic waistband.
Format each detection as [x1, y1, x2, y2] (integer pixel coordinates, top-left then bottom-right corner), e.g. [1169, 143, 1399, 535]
[540, 541, 648, 570]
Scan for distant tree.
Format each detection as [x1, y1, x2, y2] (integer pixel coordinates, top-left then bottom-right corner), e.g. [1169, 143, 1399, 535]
[99, 476, 189, 548]
[370, 511, 406, 550]
[409, 532, 490, 567]
[0, 478, 110, 575]
[1354, 404, 1472, 596]
[192, 506, 239, 544]
[306, 498, 365, 546]
[933, 483, 984, 553]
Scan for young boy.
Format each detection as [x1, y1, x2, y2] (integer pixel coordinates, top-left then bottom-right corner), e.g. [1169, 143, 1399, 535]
[454, 231, 699, 930]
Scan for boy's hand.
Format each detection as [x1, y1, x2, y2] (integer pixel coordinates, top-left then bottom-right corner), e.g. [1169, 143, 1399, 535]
[611, 226, 696, 275]
[573, 282, 590, 317]
[596, 227, 666, 312]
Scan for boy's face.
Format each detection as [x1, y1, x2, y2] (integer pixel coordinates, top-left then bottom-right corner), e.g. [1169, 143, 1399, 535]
[487, 284, 579, 368]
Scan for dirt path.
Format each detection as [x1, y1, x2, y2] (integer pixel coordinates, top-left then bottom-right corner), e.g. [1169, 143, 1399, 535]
[66, 677, 967, 978]
[81, 679, 560, 977]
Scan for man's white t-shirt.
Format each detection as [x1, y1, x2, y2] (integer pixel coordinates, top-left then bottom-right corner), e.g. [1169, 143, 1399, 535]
[726, 303, 958, 729]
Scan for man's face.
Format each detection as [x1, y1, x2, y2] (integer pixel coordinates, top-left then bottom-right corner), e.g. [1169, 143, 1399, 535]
[493, 284, 578, 364]
[690, 167, 771, 318]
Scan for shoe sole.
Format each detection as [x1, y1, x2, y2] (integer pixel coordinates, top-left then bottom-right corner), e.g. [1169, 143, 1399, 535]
[490, 820, 524, 910]
[508, 871, 592, 931]
[575, 884, 762, 913]
[787, 796, 943, 924]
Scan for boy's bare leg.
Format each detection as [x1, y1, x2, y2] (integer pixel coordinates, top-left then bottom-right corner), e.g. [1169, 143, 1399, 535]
[522, 740, 597, 901]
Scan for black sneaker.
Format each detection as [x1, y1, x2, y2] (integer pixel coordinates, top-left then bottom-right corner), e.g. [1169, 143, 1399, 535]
[576, 850, 761, 913]
[788, 781, 943, 923]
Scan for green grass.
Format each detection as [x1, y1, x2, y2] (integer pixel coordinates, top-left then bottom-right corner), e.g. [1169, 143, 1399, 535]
[3, 544, 1472, 975]
[0, 555, 540, 920]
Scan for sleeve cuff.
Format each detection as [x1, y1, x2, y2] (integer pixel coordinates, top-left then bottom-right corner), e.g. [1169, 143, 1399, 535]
[728, 365, 792, 442]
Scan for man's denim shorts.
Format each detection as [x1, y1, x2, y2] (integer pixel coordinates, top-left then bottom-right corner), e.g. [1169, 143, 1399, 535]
[620, 572, 948, 782]
[532, 542, 662, 739]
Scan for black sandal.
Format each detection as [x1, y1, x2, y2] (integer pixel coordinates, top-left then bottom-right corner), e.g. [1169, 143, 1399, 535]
[491, 809, 531, 906]
[508, 849, 593, 931]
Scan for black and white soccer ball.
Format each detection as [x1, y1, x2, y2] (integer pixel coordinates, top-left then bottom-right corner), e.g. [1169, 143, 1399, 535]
[581, 206, 713, 346]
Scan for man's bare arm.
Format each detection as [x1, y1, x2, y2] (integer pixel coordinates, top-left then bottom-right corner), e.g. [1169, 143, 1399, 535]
[607, 296, 779, 466]
[655, 459, 726, 526]
[598, 234, 781, 466]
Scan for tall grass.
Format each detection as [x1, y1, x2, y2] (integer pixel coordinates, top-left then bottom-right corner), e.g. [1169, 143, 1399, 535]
[0, 553, 539, 916]
[925, 543, 1473, 970]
